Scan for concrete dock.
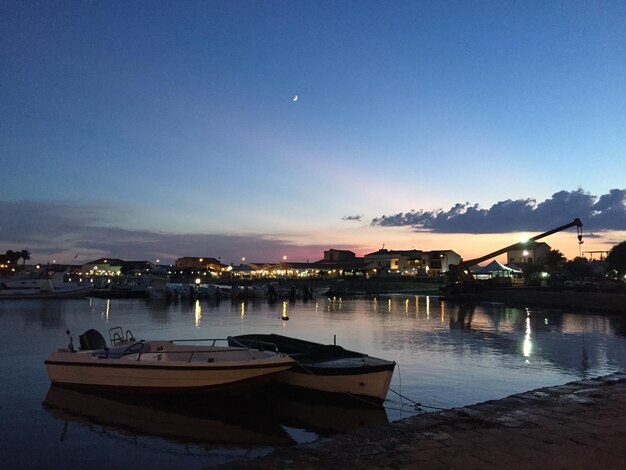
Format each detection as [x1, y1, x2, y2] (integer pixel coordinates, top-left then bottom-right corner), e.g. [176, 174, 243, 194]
[224, 372, 626, 469]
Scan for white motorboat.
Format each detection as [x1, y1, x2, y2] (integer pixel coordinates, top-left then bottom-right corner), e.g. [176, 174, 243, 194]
[0, 275, 92, 299]
[228, 334, 396, 403]
[45, 328, 295, 395]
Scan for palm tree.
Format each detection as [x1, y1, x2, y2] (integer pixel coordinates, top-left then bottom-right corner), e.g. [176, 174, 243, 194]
[20, 249, 31, 266]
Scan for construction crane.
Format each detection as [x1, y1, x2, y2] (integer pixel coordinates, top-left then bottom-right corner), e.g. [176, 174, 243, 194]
[446, 218, 584, 289]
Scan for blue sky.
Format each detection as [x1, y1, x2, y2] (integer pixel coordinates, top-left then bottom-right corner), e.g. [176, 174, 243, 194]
[1, 1, 625, 264]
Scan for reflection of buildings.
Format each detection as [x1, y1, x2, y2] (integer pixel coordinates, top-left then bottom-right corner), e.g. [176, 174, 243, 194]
[445, 304, 624, 376]
[374, 298, 626, 378]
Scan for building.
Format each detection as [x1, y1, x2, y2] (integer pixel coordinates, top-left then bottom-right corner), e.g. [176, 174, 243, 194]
[363, 249, 461, 277]
[175, 257, 225, 272]
[507, 242, 551, 265]
[82, 258, 156, 276]
[82, 258, 125, 276]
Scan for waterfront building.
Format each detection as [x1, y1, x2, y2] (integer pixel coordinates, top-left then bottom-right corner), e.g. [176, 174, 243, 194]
[175, 257, 226, 273]
[82, 258, 156, 276]
[82, 258, 125, 276]
[507, 242, 551, 265]
[363, 249, 461, 277]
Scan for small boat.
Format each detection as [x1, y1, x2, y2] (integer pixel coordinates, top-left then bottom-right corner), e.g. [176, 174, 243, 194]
[89, 277, 149, 298]
[45, 327, 295, 395]
[0, 281, 92, 299]
[0, 271, 92, 300]
[228, 334, 396, 403]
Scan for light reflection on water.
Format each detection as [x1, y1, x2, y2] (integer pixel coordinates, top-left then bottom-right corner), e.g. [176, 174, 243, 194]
[1, 296, 625, 468]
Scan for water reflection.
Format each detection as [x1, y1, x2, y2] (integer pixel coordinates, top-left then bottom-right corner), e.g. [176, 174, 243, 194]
[43, 386, 293, 447]
[194, 300, 202, 327]
[2, 296, 626, 468]
[42, 385, 389, 446]
[523, 309, 532, 358]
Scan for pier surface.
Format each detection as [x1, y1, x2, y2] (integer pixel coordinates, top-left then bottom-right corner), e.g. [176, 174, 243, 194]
[226, 372, 626, 469]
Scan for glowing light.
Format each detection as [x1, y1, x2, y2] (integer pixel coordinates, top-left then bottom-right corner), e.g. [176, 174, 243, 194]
[523, 310, 532, 357]
[523, 250, 530, 256]
[195, 278, 201, 284]
[194, 300, 202, 327]
[519, 235, 530, 243]
[281, 301, 289, 321]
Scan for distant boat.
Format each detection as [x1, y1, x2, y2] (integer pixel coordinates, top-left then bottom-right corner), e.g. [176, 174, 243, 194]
[0, 273, 92, 300]
[45, 328, 296, 395]
[89, 276, 149, 298]
[228, 333, 396, 403]
[89, 283, 149, 299]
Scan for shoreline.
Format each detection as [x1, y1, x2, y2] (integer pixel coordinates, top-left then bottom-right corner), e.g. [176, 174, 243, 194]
[223, 371, 626, 469]
[264, 279, 626, 314]
[440, 287, 626, 314]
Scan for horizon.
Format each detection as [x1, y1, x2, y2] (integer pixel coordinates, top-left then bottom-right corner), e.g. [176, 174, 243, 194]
[2, 2, 625, 264]
[0, 231, 608, 268]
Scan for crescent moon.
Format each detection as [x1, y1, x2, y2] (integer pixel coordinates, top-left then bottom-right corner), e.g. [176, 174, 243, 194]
[293, 95, 298, 102]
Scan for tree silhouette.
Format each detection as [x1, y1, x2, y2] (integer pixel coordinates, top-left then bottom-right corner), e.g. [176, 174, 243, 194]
[20, 249, 31, 266]
[544, 249, 566, 271]
[4, 250, 20, 266]
[564, 257, 594, 279]
[606, 241, 626, 275]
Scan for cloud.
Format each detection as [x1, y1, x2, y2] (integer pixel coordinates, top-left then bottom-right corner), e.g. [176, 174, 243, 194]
[371, 189, 626, 233]
[342, 215, 363, 222]
[0, 200, 336, 263]
[582, 232, 604, 239]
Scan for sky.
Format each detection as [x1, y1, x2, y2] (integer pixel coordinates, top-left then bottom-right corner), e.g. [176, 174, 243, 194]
[1, 0, 625, 265]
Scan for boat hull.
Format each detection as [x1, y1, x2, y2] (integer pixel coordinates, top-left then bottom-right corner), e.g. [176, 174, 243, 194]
[0, 286, 92, 300]
[276, 367, 394, 402]
[45, 350, 294, 395]
[228, 334, 396, 402]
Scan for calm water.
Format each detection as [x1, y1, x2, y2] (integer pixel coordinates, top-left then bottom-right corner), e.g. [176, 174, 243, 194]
[1, 295, 625, 468]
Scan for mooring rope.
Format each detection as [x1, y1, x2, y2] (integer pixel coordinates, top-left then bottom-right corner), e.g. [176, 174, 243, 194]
[388, 363, 449, 411]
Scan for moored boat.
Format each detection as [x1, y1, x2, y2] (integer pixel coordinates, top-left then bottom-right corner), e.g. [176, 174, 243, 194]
[0, 272, 92, 300]
[0, 282, 92, 299]
[45, 328, 295, 395]
[228, 334, 396, 403]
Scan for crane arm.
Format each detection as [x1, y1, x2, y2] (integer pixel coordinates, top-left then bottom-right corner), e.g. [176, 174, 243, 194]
[448, 218, 583, 283]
